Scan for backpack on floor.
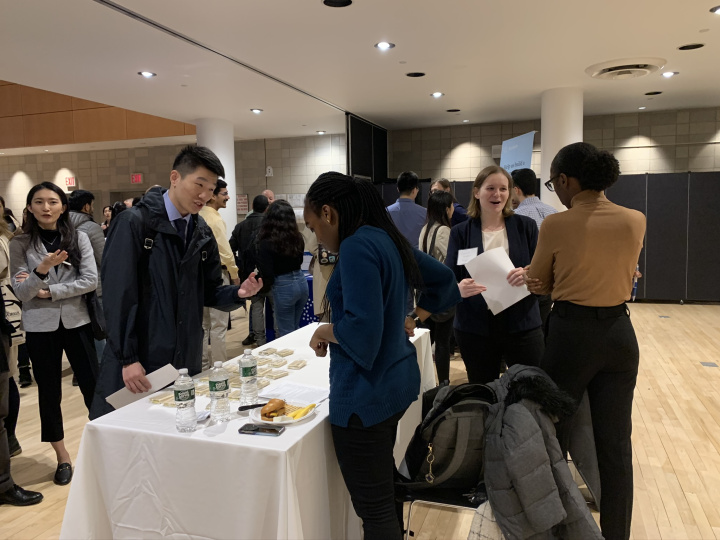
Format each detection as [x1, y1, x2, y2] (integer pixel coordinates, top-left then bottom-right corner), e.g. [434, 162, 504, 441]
[400, 383, 496, 492]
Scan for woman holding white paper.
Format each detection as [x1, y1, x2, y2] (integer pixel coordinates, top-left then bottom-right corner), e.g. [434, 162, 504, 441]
[445, 165, 543, 384]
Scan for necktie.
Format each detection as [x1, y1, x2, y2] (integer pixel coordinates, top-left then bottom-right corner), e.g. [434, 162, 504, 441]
[173, 218, 187, 249]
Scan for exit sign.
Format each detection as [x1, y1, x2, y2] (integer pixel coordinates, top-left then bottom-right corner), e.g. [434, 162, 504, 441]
[131, 173, 143, 184]
[65, 176, 76, 187]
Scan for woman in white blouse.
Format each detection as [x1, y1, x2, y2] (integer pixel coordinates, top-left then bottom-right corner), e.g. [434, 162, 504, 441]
[418, 190, 454, 383]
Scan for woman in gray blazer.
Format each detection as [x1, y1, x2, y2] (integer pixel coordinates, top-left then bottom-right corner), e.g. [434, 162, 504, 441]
[10, 182, 98, 486]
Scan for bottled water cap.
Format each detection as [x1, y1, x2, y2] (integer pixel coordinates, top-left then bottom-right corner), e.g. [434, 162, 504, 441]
[178, 368, 188, 375]
[214, 361, 222, 368]
[244, 349, 253, 355]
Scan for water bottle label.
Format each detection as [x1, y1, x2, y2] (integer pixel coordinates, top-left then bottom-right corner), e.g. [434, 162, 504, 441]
[174, 387, 195, 402]
[241, 365, 257, 377]
[209, 379, 228, 392]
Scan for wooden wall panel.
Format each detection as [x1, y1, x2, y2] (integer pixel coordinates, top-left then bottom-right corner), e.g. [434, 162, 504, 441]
[0, 84, 23, 117]
[72, 97, 108, 110]
[73, 107, 127, 143]
[184, 123, 196, 135]
[0, 116, 24, 148]
[20, 86, 73, 114]
[0, 80, 14, 86]
[126, 110, 185, 139]
[23, 111, 74, 146]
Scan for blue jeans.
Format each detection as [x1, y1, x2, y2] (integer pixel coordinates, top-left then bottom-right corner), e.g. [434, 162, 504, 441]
[272, 271, 309, 338]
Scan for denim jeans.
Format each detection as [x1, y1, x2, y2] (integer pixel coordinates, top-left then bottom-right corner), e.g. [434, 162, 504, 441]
[250, 292, 274, 345]
[271, 270, 309, 338]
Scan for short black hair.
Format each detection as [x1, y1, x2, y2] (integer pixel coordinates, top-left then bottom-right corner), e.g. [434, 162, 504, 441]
[68, 189, 95, 212]
[172, 145, 225, 180]
[253, 194, 269, 213]
[551, 142, 620, 191]
[397, 171, 419, 195]
[511, 169, 537, 196]
[213, 178, 227, 196]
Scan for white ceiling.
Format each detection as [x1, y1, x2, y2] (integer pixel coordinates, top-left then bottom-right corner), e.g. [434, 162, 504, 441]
[1, 0, 719, 143]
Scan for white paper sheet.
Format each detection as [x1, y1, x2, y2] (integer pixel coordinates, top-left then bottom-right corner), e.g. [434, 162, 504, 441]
[105, 364, 179, 410]
[258, 380, 329, 406]
[456, 247, 478, 265]
[463, 247, 530, 315]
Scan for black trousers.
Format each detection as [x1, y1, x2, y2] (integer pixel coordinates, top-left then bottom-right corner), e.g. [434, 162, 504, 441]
[541, 301, 638, 540]
[26, 323, 98, 442]
[537, 294, 552, 333]
[454, 325, 544, 384]
[331, 410, 406, 540]
[5, 376, 19, 438]
[0, 372, 13, 492]
[423, 318, 453, 384]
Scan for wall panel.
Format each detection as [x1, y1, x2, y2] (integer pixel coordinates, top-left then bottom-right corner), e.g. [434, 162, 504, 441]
[0, 84, 23, 117]
[0, 116, 24, 148]
[23, 111, 74, 146]
[126, 111, 185, 139]
[20, 86, 72, 114]
[73, 107, 127, 143]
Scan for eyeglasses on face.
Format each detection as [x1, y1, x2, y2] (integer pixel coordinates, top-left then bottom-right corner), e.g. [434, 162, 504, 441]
[544, 175, 561, 192]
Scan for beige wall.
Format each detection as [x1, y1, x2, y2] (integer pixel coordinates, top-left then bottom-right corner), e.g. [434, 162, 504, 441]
[389, 107, 720, 184]
[0, 134, 346, 222]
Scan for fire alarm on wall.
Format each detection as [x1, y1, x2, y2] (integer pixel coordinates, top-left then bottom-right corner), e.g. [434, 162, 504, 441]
[266, 166, 274, 177]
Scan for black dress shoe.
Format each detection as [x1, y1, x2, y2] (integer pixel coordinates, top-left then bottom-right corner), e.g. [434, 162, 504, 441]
[0, 484, 43, 506]
[19, 374, 32, 388]
[54, 463, 73, 485]
[241, 334, 256, 346]
[72, 375, 79, 387]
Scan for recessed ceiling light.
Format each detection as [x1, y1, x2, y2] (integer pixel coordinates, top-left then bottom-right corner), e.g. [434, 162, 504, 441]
[374, 41, 395, 51]
[638, 106, 647, 110]
[138, 71, 157, 78]
[678, 43, 704, 50]
[462, 120, 470, 123]
[317, 131, 326, 135]
[710, 5, 720, 14]
[250, 109, 263, 114]
[406, 72, 425, 77]
[323, 0, 351, 6]
[44, 149, 49, 152]
[662, 71, 679, 78]
[431, 92, 444, 98]
[645, 91, 663, 95]
[0, 152, 4, 155]
[446, 109, 461, 113]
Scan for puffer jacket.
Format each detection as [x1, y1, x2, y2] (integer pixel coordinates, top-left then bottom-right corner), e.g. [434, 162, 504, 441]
[484, 365, 602, 540]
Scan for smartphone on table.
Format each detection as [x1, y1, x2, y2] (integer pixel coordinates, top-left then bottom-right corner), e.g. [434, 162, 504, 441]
[238, 423, 285, 437]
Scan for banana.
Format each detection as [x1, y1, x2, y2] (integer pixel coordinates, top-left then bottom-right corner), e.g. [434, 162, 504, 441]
[290, 404, 316, 420]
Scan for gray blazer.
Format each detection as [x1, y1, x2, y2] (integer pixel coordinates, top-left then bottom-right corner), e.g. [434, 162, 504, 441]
[10, 231, 98, 332]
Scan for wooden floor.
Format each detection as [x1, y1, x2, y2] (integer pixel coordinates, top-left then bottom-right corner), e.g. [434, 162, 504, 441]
[2, 303, 720, 539]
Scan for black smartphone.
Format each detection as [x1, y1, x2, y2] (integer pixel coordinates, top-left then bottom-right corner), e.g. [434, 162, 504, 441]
[238, 423, 285, 437]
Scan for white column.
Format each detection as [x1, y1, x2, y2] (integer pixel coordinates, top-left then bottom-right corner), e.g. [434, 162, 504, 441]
[196, 118, 237, 230]
[540, 88, 583, 211]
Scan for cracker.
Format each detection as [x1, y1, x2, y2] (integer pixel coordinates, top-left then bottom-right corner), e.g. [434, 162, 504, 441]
[287, 360, 307, 370]
[258, 348, 277, 355]
[258, 366, 272, 377]
[256, 357, 271, 366]
[266, 370, 288, 380]
[270, 358, 287, 368]
[277, 349, 294, 357]
[257, 379, 270, 389]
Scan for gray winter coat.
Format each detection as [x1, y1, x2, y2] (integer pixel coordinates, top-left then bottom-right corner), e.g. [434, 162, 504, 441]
[69, 210, 105, 297]
[484, 365, 602, 540]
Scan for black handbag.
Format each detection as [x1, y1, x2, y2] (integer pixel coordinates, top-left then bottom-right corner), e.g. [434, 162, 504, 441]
[84, 291, 106, 340]
[419, 226, 456, 323]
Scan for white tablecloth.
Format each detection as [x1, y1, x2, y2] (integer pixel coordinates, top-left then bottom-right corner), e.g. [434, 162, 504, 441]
[60, 324, 435, 540]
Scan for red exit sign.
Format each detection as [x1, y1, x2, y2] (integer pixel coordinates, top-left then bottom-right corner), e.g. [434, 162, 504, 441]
[131, 173, 143, 184]
[65, 176, 76, 187]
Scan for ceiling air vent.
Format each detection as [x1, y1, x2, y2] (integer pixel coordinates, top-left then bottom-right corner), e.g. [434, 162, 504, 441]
[585, 58, 666, 81]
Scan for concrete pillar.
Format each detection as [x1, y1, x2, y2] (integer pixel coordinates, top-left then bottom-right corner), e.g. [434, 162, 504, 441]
[196, 118, 237, 230]
[540, 88, 583, 210]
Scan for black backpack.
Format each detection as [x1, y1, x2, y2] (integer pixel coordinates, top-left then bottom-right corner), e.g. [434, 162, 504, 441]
[400, 383, 496, 492]
[239, 228, 260, 282]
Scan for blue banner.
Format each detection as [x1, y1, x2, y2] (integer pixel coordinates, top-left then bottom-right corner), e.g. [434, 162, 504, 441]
[500, 131, 536, 173]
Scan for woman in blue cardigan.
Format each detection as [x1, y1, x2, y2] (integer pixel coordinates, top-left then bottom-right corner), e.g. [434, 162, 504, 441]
[304, 172, 461, 540]
[446, 165, 544, 384]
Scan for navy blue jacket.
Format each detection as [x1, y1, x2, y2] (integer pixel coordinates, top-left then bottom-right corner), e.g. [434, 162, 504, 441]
[446, 215, 541, 336]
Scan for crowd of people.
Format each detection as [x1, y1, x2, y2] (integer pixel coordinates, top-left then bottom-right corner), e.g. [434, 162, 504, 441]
[0, 142, 645, 540]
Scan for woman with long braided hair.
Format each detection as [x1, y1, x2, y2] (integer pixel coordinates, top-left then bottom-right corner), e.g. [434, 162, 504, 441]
[304, 172, 460, 539]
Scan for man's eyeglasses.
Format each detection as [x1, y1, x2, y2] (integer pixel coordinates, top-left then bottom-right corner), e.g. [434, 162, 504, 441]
[544, 175, 560, 192]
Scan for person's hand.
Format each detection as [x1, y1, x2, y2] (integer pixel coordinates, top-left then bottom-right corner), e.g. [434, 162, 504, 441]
[525, 275, 544, 294]
[38, 250, 68, 274]
[634, 270, 642, 279]
[458, 278, 486, 298]
[309, 326, 330, 357]
[36, 289, 51, 299]
[14, 271, 29, 284]
[507, 267, 526, 287]
[122, 362, 151, 394]
[237, 273, 263, 298]
[101, 223, 107, 231]
[231, 277, 241, 286]
[404, 316, 416, 338]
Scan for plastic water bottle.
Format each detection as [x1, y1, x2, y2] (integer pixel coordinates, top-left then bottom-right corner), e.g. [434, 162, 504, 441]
[174, 368, 197, 432]
[239, 349, 258, 405]
[209, 361, 231, 422]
